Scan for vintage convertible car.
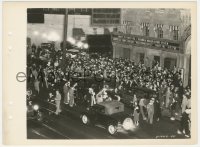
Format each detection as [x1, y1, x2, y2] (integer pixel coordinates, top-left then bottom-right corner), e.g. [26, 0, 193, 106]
[80, 100, 134, 135]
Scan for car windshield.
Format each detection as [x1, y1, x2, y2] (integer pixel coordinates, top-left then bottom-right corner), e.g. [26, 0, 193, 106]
[93, 105, 105, 114]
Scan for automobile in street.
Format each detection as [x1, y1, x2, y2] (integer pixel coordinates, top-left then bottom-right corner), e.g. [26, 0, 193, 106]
[80, 100, 134, 135]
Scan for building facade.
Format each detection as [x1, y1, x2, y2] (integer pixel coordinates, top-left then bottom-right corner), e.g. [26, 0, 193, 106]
[112, 9, 191, 87]
[27, 8, 120, 49]
[27, 8, 191, 87]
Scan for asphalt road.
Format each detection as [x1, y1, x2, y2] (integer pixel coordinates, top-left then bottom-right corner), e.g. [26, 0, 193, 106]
[27, 104, 187, 139]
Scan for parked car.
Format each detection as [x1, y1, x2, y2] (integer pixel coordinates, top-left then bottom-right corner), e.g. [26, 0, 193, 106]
[27, 90, 43, 122]
[80, 100, 134, 135]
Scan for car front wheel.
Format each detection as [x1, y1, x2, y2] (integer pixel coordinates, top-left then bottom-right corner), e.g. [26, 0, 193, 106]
[107, 124, 117, 135]
[81, 114, 90, 125]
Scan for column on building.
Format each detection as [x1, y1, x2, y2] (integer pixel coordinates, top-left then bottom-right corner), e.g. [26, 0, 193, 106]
[183, 54, 190, 87]
[160, 51, 164, 68]
[112, 42, 116, 58]
[144, 49, 151, 67]
[183, 36, 191, 87]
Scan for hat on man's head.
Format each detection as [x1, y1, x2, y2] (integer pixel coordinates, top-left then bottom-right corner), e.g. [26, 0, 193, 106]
[185, 108, 191, 114]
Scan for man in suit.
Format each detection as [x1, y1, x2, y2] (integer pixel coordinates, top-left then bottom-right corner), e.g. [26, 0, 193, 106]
[88, 88, 96, 107]
[69, 83, 77, 107]
[177, 108, 191, 138]
[63, 81, 70, 104]
[147, 98, 155, 124]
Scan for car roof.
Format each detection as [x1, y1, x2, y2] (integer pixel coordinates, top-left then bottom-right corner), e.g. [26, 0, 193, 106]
[98, 100, 123, 107]
[97, 101, 124, 115]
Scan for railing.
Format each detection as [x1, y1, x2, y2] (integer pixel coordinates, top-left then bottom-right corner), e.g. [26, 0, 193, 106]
[111, 33, 182, 53]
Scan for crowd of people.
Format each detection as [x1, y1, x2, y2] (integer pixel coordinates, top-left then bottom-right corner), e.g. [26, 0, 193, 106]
[27, 43, 191, 137]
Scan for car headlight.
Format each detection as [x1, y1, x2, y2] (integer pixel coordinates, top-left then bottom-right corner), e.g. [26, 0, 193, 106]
[122, 118, 134, 130]
[33, 105, 39, 110]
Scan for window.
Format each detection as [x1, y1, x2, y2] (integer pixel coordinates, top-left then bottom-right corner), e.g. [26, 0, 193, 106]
[154, 56, 160, 66]
[156, 24, 164, 38]
[113, 28, 118, 32]
[164, 58, 177, 70]
[170, 26, 179, 40]
[141, 23, 150, 37]
[157, 28, 163, 38]
[173, 30, 178, 40]
[123, 48, 130, 59]
[144, 26, 149, 36]
[139, 53, 145, 64]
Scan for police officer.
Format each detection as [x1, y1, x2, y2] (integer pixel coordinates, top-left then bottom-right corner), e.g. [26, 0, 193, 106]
[55, 90, 62, 115]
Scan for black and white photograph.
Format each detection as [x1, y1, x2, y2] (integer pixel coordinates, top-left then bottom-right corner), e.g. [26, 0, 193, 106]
[26, 8, 192, 140]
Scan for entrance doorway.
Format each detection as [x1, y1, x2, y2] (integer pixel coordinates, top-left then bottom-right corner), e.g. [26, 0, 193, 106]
[123, 48, 130, 59]
[139, 53, 145, 64]
[153, 56, 160, 66]
[164, 57, 177, 69]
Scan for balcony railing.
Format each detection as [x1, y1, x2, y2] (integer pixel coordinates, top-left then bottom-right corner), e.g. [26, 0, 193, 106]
[111, 33, 182, 53]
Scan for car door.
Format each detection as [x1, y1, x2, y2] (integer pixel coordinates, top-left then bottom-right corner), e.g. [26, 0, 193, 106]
[94, 107, 113, 127]
[88, 105, 103, 124]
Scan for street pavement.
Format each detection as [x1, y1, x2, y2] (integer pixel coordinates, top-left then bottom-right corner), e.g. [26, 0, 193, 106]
[27, 103, 188, 139]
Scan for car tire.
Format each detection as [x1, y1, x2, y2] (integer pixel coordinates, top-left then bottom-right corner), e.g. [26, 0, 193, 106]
[107, 124, 117, 135]
[81, 114, 90, 125]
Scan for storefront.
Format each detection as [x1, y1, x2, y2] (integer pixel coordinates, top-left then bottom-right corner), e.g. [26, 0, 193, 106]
[112, 32, 191, 87]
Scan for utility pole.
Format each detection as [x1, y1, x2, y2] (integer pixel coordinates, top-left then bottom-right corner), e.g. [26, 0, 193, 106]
[62, 8, 68, 68]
